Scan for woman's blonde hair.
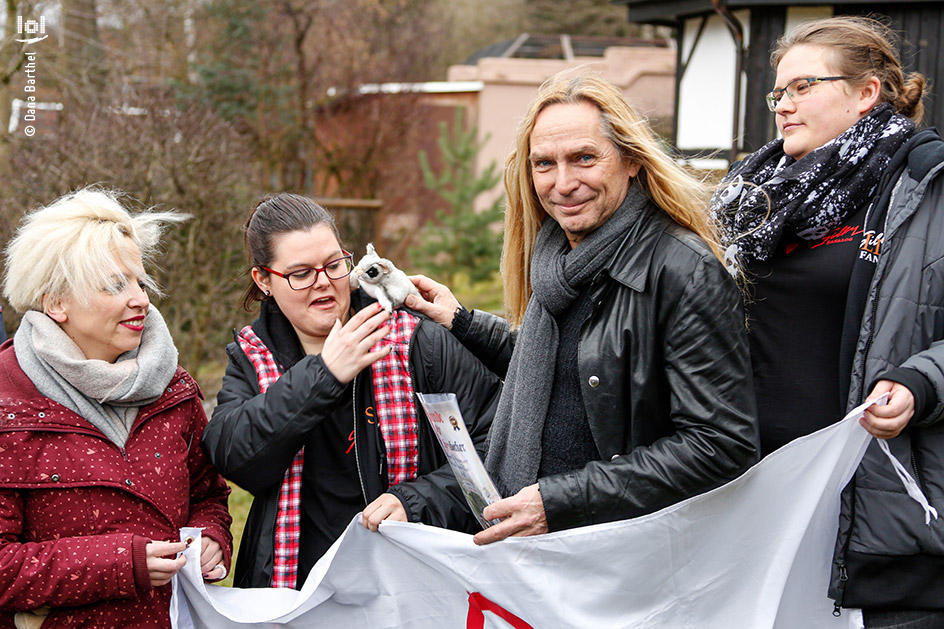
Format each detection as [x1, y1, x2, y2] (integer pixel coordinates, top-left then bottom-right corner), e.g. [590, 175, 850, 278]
[3, 187, 186, 312]
[501, 67, 720, 326]
[771, 16, 925, 122]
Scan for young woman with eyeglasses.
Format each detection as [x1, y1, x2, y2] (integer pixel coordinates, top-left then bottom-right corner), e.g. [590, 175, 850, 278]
[711, 16, 944, 627]
[202, 193, 502, 589]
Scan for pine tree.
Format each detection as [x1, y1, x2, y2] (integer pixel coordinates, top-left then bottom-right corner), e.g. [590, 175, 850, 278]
[411, 108, 503, 285]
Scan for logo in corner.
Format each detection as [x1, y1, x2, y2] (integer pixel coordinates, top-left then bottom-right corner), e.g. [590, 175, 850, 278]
[859, 230, 883, 264]
[15, 16, 48, 44]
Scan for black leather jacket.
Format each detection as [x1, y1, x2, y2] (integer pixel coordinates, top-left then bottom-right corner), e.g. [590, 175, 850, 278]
[203, 295, 502, 587]
[458, 203, 759, 530]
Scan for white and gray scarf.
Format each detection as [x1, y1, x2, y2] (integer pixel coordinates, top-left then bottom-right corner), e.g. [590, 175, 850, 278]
[710, 104, 914, 268]
[484, 187, 648, 497]
[15, 306, 178, 447]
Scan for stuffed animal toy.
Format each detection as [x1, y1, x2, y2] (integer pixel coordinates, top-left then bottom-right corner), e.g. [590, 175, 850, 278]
[350, 243, 419, 312]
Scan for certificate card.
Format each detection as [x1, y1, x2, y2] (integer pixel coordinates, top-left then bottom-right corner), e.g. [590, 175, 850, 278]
[416, 392, 502, 528]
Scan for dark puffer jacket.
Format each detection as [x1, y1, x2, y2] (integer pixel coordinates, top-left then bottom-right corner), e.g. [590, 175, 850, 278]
[0, 341, 232, 629]
[829, 130, 944, 610]
[203, 294, 502, 588]
[456, 202, 759, 530]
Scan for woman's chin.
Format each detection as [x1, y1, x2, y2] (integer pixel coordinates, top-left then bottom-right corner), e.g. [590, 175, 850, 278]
[299, 311, 340, 338]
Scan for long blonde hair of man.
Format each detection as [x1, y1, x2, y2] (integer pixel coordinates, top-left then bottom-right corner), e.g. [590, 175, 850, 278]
[501, 67, 721, 327]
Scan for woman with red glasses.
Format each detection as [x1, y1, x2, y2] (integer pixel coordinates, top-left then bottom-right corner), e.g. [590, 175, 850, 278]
[710, 16, 944, 628]
[202, 193, 501, 590]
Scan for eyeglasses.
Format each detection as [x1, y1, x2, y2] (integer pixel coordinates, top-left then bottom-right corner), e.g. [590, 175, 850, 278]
[261, 253, 354, 291]
[765, 76, 849, 112]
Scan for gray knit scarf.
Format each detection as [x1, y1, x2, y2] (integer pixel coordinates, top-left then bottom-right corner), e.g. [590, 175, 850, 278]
[485, 186, 648, 496]
[15, 306, 178, 447]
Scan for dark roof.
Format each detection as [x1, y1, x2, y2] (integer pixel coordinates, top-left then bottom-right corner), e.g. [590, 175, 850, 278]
[614, 0, 944, 24]
[463, 33, 669, 65]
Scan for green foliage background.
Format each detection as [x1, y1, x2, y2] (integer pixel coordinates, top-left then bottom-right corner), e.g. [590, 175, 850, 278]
[411, 108, 504, 308]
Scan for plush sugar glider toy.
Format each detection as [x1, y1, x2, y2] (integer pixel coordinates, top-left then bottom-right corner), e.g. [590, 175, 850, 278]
[350, 243, 419, 312]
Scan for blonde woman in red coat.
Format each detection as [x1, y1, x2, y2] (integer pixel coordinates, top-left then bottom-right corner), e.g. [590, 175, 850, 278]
[0, 188, 232, 628]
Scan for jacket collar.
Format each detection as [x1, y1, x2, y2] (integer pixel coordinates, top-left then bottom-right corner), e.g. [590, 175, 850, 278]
[598, 201, 669, 293]
[253, 299, 305, 370]
[881, 129, 944, 238]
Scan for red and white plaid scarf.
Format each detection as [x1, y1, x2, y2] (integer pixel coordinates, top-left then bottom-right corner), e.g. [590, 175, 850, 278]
[236, 325, 302, 590]
[370, 310, 420, 486]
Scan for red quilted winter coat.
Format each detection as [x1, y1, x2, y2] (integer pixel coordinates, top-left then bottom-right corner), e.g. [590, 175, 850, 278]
[0, 340, 232, 628]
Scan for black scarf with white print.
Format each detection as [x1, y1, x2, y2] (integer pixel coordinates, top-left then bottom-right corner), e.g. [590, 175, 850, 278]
[710, 104, 914, 270]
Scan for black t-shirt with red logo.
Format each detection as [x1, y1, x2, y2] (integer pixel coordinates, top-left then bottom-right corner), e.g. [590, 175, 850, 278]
[746, 205, 873, 456]
[297, 388, 363, 585]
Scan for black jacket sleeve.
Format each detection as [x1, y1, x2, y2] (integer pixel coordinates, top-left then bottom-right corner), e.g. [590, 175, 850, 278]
[386, 321, 503, 531]
[202, 343, 347, 495]
[452, 309, 516, 379]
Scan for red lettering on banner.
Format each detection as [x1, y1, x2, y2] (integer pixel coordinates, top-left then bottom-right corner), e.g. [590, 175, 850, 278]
[466, 592, 534, 629]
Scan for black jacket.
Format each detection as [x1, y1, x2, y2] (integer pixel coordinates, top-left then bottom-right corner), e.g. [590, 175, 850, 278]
[458, 203, 760, 530]
[203, 294, 502, 588]
[829, 130, 944, 610]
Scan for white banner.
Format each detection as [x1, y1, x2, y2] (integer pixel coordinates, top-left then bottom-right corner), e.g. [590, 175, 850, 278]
[171, 402, 882, 629]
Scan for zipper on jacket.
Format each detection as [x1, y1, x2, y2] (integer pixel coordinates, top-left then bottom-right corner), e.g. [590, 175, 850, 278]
[855, 201, 895, 405]
[856, 268, 885, 406]
[910, 438, 926, 495]
[351, 378, 369, 505]
[407, 323, 423, 473]
[832, 475, 857, 614]
[832, 564, 848, 616]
